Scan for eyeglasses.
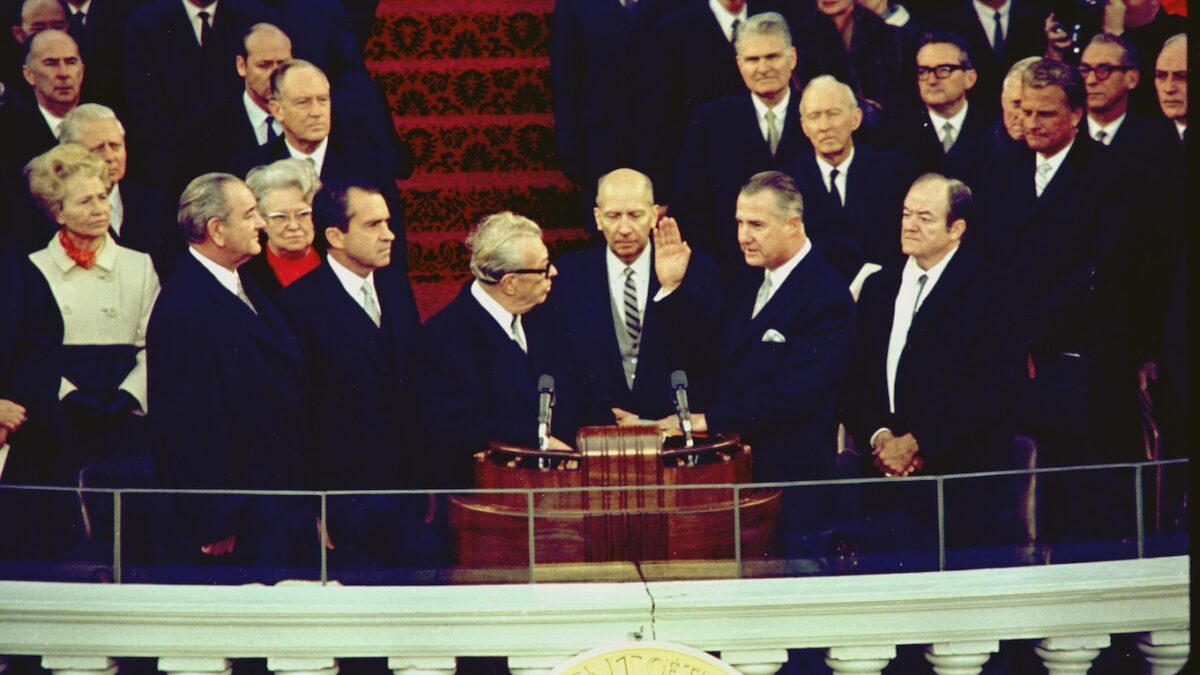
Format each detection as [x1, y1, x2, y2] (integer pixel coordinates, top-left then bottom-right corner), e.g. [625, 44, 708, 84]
[505, 262, 554, 279]
[1155, 70, 1188, 84]
[1078, 63, 1132, 80]
[265, 208, 313, 226]
[916, 64, 968, 81]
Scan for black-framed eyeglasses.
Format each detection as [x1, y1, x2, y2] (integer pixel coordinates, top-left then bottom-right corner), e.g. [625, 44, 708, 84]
[916, 64, 967, 81]
[1078, 63, 1132, 80]
[505, 262, 554, 279]
[1154, 69, 1188, 84]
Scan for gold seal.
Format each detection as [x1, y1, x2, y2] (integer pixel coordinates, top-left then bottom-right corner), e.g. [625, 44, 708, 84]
[551, 642, 742, 675]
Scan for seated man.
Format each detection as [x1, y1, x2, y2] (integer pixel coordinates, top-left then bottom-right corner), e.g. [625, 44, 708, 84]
[418, 212, 582, 488]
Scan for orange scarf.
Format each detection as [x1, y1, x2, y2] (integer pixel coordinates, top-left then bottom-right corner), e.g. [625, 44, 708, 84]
[59, 230, 98, 269]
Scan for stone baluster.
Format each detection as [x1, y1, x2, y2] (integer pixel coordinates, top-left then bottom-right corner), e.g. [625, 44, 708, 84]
[42, 656, 117, 675]
[268, 657, 338, 675]
[508, 655, 578, 675]
[389, 657, 456, 675]
[1136, 630, 1190, 675]
[720, 649, 788, 675]
[824, 645, 895, 674]
[924, 641, 998, 675]
[158, 658, 232, 675]
[1034, 635, 1110, 674]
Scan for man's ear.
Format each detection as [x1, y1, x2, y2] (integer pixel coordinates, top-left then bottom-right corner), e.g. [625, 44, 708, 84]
[236, 55, 248, 78]
[325, 226, 343, 251]
[949, 218, 967, 242]
[206, 217, 225, 246]
[964, 67, 978, 91]
[267, 99, 281, 119]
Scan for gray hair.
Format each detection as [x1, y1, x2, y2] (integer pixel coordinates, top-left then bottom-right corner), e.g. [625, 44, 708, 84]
[178, 173, 242, 245]
[59, 103, 124, 145]
[269, 58, 325, 101]
[740, 171, 804, 221]
[733, 11, 793, 53]
[245, 158, 321, 207]
[1001, 56, 1041, 94]
[466, 211, 543, 283]
[801, 74, 859, 112]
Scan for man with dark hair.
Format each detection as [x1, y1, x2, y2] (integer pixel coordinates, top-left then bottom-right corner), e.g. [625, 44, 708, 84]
[894, 30, 995, 178]
[929, 0, 1048, 108]
[973, 58, 1139, 468]
[147, 172, 311, 580]
[275, 179, 433, 578]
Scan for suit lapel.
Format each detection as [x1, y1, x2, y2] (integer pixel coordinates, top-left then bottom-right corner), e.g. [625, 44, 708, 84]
[906, 250, 974, 341]
[462, 285, 538, 406]
[1025, 140, 1088, 225]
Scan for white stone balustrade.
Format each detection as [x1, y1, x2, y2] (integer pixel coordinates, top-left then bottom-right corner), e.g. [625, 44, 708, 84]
[0, 557, 1187, 675]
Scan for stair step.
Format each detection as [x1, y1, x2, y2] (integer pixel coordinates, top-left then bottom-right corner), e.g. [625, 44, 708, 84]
[398, 172, 583, 234]
[365, 3, 552, 62]
[406, 228, 594, 280]
[369, 63, 552, 116]
[395, 116, 557, 174]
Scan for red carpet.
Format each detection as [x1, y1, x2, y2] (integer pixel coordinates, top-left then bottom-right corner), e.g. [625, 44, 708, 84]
[366, 0, 590, 320]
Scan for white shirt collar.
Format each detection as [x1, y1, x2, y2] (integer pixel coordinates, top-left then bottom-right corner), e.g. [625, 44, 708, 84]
[605, 243, 652, 308]
[763, 237, 812, 294]
[68, 0, 92, 19]
[709, 0, 748, 42]
[471, 279, 521, 341]
[973, 0, 1009, 26]
[815, 145, 855, 199]
[108, 183, 123, 235]
[882, 4, 910, 27]
[190, 246, 241, 297]
[48, 231, 118, 272]
[751, 89, 791, 137]
[1087, 113, 1126, 143]
[37, 104, 65, 139]
[327, 253, 378, 308]
[285, 135, 329, 176]
[1175, 121, 1187, 141]
[242, 90, 276, 144]
[928, 100, 970, 136]
[182, 0, 218, 45]
[1036, 137, 1075, 180]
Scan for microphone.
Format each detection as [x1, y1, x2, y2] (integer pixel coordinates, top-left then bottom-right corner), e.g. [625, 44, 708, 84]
[536, 375, 555, 458]
[670, 370, 695, 450]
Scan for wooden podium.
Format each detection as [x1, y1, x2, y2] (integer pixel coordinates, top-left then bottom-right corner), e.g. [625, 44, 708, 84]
[449, 425, 781, 569]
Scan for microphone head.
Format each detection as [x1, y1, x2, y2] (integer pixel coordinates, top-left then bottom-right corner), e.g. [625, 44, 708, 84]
[538, 374, 555, 393]
[670, 370, 688, 390]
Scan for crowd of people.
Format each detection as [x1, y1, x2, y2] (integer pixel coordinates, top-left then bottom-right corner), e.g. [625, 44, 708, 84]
[0, 0, 1188, 574]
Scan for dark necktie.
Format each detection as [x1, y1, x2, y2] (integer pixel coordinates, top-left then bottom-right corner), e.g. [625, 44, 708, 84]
[70, 10, 86, 33]
[829, 168, 843, 207]
[992, 11, 1004, 59]
[730, 18, 740, 44]
[911, 274, 928, 316]
[198, 11, 212, 48]
[265, 116, 278, 143]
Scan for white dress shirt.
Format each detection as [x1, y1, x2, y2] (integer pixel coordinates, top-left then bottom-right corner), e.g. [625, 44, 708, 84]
[243, 91, 280, 146]
[31, 233, 160, 411]
[285, 136, 329, 176]
[327, 254, 381, 322]
[606, 244, 651, 318]
[884, 247, 958, 415]
[751, 89, 791, 146]
[756, 238, 812, 310]
[471, 279, 526, 350]
[1086, 113, 1126, 145]
[68, 0, 92, 24]
[108, 183, 125, 236]
[709, 0, 748, 42]
[1035, 138, 1074, 196]
[189, 246, 241, 296]
[1175, 121, 1186, 142]
[928, 101, 970, 149]
[182, 0, 218, 46]
[815, 146, 855, 207]
[37, 104, 65, 139]
[973, 0, 1010, 49]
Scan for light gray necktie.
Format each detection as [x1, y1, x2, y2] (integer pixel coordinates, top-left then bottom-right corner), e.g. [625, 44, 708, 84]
[940, 121, 956, 153]
[235, 278, 257, 314]
[1034, 160, 1053, 197]
[751, 274, 773, 319]
[765, 109, 780, 156]
[623, 268, 641, 346]
[361, 281, 381, 327]
[511, 315, 527, 353]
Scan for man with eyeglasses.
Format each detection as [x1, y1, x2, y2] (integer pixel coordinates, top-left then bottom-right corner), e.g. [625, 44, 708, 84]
[1079, 33, 1146, 149]
[896, 30, 994, 181]
[418, 212, 582, 487]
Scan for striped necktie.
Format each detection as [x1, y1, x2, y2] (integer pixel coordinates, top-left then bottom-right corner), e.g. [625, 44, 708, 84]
[623, 268, 641, 348]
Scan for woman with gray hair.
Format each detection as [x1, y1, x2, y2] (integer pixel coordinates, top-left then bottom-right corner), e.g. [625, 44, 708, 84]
[241, 158, 323, 297]
[25, 143, 160, 477]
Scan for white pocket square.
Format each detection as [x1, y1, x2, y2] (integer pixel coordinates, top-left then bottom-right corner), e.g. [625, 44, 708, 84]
[761, 329, 786, 343]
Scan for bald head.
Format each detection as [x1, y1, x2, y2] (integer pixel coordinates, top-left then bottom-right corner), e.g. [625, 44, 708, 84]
[22, 30, 83, 116]
[594, 168, 656, 264]
[12, 0, 66, 44]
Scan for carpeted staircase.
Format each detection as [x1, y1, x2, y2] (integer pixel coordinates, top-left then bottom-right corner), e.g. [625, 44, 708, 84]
[364, 0, 590, 319]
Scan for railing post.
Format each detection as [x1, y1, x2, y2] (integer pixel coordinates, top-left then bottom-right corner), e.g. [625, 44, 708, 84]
[388, 657, 456, 675]
[923, 640, 998, 674]
[720, 649, 787, 675]
[158, 657, 232, 675]
[268, 657, 338, 675]
[1136, 630, 1190, 675]
[825, 645, 895, 674]
[509, 654, 577, 675]
[1034, 635, 1110, 674]
[42, 656, 117, 675]
[112, 490, 122, 584]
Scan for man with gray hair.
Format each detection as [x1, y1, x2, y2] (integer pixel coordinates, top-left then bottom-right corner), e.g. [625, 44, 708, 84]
[60, 103, 177, 273]
[146, 172, 310, 580]
[670, 11, 809, 281]
[781, 74, 917, 283]
[418, 212, 581, 487]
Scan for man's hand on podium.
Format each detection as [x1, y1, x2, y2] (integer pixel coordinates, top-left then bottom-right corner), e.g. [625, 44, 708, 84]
[652, 216, 690, 294]
[650, 412, 708, 435]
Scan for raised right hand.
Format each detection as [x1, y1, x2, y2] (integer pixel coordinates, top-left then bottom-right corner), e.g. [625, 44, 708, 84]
[653, 216, 691, 293]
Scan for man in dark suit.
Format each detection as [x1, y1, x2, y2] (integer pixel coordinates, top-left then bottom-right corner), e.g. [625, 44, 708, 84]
[929, 0, 1046, 110]
[973, 59, 1138, 467]
[670, 11, 810, 281]
[122, 0, 269, 189]
[651, 171, 856, 482]
[1, 0, 67, 101]
[781, 75, 917, 283]
[61, 0, 128, 112]
[275, 179, 437, 576]
[1153, 33, 1186, 145]
[638, 0, 788, 200]
[60, 104, 179, 275]
[894, 30, 994, 178]
[418, 212, 582, 488]
[147, 172, 311, 580]
[550, 168, 720, 426]
[227, 59, 407, 271]
[550, 0, 687, 230]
